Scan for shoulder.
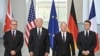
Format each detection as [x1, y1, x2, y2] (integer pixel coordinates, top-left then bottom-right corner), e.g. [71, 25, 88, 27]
[31, 28, 36, 31]
[67, 32, 73, 37]
[89, 30, 96, 35]
[42, 27, 48, 31]
[79, 31, 84, 33]
[17, 30, 23, 34]
[30, 28, 37, 33]
[78, 31, 84, 34]
[4, 30, 11, 36]
[90, 30, 95, 33]
[42, 27, 48, 33]
[54, 32, 61, 36]
[5, 30, 11, 33]
[67, 32, 72, 35]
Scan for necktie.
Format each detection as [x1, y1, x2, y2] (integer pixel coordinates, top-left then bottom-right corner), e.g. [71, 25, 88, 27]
[38, 28, 41, 36]
[63, 33, 66, 43]
[12, 30, 15, 39]
[86, 31, 88, 37]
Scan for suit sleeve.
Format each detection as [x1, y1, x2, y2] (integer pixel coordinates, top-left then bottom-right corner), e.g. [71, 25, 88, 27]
[45, 31, 50, 53]
[28, 30, 33, 52]
[3, 33, 11, 52]
[70, 33, 75, 55]
[89, 32, 96, 52]
[15, 32, 24, 53]
[77, 33, 84, 53]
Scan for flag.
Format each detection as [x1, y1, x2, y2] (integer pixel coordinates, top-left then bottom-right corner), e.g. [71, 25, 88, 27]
[68, 0, 78, 42]
[89, 0, 99, 52]
[4, 0, 13, 32]
[25, 0, 36, 45]
[48, 0, 59, 55]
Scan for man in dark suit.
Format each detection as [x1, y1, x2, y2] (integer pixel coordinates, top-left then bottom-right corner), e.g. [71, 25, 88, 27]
[28, 18, 50, 56]
[53, 22, 75, 56]
[3, 20, 24, 56]
[77, 20, 96, 56]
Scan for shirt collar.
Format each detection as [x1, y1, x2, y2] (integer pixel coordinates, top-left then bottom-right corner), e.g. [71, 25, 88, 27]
[61, 31, 66, 34]
[37, 27, 42, 30]
[84, 30, 89, 35]
[84, 30, 89, 33]
[11, 30, 16, 32]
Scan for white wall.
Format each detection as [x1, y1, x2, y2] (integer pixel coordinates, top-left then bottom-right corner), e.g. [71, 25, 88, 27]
[0, 0, 7, 37]
[94, 0, 100, 24]
[11, 0, 26, 32]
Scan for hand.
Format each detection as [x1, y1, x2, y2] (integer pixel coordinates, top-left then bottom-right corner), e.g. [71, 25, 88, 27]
[82, 50, 89, 56]
[10, 50, 16, 55]
[82, 51, 85, 55]
[30, 52, 34, 56]
[45, 53, 48, 56]
[86, 50, 90, 55]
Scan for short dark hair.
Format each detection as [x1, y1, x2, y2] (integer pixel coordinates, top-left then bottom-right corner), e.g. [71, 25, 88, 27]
[84, 20, 91, 25]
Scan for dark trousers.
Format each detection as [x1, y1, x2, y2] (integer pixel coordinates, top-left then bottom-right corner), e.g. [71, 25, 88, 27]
[35, 52, 44, 56]
[62, 54, 66, 56]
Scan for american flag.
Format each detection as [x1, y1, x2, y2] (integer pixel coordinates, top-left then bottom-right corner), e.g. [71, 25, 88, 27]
[25, 0, 36, 45]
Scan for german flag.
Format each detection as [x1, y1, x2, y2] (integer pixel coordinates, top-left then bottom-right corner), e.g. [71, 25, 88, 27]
[68, 0, 78, 42]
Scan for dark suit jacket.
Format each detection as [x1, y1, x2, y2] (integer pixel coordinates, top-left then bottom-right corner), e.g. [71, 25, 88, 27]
[28, 27, 50, 56]
[77, 31, 96, 56]
[53, 32, 75, 56]
[3, 30, 23, 56]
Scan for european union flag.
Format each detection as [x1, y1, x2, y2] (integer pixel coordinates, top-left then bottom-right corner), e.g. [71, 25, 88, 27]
[48, 0, 59, 49]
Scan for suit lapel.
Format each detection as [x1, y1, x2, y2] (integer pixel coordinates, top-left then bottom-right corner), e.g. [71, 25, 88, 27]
[88, 31, 90, 38]
[36, 28, 38, 36]
[60, 32, 63, 41]
[40, 28, 44, 39]
[9, 30, 16, 42]
[41, 28, 43, 37]
[83, 31, 90, 38]
[83, 31, 88, 41]
[82, 31, 85, 38]
[13, 30, 17, 41]
[65, 32, 67, 42]
[15, 30, 18, 39]
[9, 30, 14, 41]
[36, 28, 41, 39]
[60, 32, 64, 43]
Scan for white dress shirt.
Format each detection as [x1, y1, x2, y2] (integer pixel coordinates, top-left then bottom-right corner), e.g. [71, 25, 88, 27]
[11, 30, 16, 36]
[37, 28, 42, 35]
[61, 32, 66, 41]
[84, 30, 89, 37]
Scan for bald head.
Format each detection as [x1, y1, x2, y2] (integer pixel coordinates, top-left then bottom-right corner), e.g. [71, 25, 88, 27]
[60, 22, 67, 32]
[35, 18, 43, 28]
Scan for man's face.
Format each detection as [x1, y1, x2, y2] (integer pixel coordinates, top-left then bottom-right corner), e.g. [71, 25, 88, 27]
[84, 22, 91, 30]
[35, 18, 43, 28]
[60, 23, 67, 32]
[11, 21, 17, 30]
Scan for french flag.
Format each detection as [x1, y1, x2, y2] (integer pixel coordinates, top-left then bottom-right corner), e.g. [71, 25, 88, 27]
[89, 0, 99, 52]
